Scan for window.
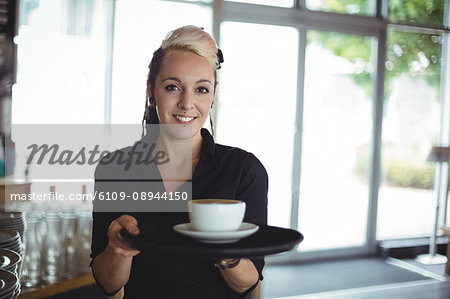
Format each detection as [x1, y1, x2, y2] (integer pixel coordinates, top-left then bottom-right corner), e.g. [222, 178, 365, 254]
[377, 29, 442, 239]
[299, 31, 374, 250]
[306, 0, 374, 16]
[13, 0, 108, 124]
[216, 21, 299, 228]
[388, 0, 445, 27]
[111, 0, 212, 124]
[226, 0, 293, 7]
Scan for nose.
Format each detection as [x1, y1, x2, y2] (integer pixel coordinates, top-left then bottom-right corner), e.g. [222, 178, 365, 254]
[178, 91, 195, 110]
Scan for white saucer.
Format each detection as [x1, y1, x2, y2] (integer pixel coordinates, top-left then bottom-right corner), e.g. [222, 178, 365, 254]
[173, 222, 259, 244]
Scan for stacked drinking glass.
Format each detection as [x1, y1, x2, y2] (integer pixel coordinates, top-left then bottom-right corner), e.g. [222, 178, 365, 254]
[20, 203, 93, 288]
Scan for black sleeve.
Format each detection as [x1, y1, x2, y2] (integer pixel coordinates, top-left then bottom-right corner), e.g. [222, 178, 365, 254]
[235, 152, 268, 296]
[90, 212, 125, 296]
[90, 211, 124, 263]
[90, 163, 125, 296]
[90, 163, 121, 263]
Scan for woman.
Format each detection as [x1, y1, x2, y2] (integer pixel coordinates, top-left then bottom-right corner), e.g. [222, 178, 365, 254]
[90, 25, 268, 299]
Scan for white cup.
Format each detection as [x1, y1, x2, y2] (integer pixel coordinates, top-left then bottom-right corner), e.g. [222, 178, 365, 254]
[189, 199, 246, 232]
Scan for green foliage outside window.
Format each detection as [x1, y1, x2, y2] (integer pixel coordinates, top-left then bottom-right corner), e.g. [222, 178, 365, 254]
[388, 0, 444, 26]
[356, 144, 435, 189]
[385, 160, 435, 189]
[308, 0, 444, 98]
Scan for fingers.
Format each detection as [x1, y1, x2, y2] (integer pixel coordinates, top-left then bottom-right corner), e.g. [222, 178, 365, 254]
[116, 215, 140, 236]
[109, 244, 140, 258]
[107, 215, 141, 257]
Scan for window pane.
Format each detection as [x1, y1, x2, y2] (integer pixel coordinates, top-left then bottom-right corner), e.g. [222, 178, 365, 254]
[112, 0, 212, 124]
[226, 0, 293, 7]
[377, 29, 442, 239]
[217, 22, 298, 228]
[299, 31, 374, 251]
[388, 0, 444, 27]
[13, 0, 108, 124]
[306, 0, 374, 16]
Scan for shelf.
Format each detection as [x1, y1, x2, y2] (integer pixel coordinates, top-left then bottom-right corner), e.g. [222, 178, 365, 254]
[0, 178, 31, 207]
[18, 274, 95, 299]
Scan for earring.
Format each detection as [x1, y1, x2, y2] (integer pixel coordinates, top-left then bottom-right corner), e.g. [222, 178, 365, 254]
[149, 97, 155, 105]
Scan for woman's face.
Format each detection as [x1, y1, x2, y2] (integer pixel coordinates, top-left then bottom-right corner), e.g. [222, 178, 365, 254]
[150, 50, 215, 142]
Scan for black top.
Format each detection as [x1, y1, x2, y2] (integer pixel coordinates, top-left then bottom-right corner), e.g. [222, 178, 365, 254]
[90, 129, 268, 299]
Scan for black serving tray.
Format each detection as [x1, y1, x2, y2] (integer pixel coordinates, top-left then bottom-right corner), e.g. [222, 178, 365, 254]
[119, 224, 303, 258]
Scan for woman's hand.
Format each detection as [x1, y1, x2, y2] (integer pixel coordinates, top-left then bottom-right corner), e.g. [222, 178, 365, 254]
[92, 214, 140, 293]
[107, 214, 141, 257]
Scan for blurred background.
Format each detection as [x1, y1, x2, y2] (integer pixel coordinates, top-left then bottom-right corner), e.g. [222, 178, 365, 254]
[1, 0, 450, 298]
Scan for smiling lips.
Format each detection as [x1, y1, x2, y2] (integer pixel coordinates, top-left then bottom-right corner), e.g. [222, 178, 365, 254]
[174, 115, 196, 125]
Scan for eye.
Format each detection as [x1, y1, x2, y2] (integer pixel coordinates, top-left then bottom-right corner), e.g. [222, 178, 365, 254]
[197, 86, 210, 94]
[165, 84, 180, 92]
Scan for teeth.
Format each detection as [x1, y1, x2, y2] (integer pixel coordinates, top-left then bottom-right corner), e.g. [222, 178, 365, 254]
[175, 115, 194, 122]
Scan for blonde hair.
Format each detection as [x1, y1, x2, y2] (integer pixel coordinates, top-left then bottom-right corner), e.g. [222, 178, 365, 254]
[161, 25, 221, 70]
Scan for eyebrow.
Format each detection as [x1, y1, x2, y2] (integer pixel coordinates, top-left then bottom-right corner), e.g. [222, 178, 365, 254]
[162, 77, 213, 85]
